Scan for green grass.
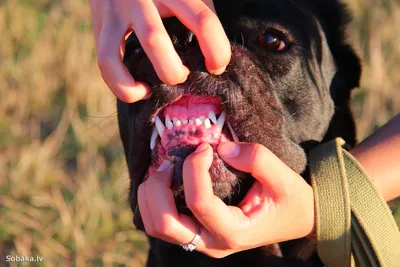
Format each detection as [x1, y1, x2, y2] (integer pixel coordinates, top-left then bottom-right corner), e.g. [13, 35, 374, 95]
[0, 0, 399, 266]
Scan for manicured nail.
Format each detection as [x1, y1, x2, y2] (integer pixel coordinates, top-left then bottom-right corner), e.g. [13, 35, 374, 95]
[156, 160, 172, 172]
[218, 142, 240, 158]
[209, 65, 226, 75]
[194, 143, 209, 153]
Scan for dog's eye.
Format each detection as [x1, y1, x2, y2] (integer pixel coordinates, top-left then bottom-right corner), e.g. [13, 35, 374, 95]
[257, 32, 287, 51]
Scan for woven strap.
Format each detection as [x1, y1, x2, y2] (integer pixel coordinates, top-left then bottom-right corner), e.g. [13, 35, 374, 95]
[309, 138, 400, 267]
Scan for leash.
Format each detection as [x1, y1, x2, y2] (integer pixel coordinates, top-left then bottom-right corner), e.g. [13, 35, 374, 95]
[309, 138, 400, 267]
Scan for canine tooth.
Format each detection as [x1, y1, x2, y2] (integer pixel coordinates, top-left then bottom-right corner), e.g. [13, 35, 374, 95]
[150, 126, 158, 150]
[216, 111, 226, 130]
[204, 118, 211, 129]
[155, 116, 165, 137]
[195, 118, 202, 126]
[175, 120, 182, 127]
[208, 111, 217, 124]
[165, 115, 171, 127]
[227, 121, 239, 142]
[166, 120, 173, 129]
[182, 119, 188, 125]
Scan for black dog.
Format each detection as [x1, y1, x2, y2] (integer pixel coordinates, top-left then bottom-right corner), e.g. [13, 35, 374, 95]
[117, 0, 361, 266]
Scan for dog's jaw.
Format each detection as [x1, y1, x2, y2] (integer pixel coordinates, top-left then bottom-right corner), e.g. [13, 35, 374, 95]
[144, 93, 255, 214]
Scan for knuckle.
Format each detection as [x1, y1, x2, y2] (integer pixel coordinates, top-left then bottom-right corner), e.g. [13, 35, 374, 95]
[154, 218, 176, 236]
[248, 143, 265, 163]
[208, 251, 230, 259]
[194, 8, 215, 29]
[141, 27, 164, 50]
[220, 236, 241, 250]
[186, 196, 207, 213]
[97, 52, 111, 72]
[145, 226, 158, 238]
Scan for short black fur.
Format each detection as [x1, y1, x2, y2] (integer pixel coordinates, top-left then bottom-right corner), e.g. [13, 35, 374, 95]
[117, 0, 361, 266]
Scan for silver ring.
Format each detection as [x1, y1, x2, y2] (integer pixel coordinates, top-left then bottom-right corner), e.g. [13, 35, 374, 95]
[180, 223, 201, 252]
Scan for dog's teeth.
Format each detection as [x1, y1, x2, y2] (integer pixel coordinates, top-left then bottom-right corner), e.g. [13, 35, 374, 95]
[195, 118, 202, 126]
[216, 111, 226, 130]
[182, 118, 188, 125]
[199, 116, 206, 123]
[204, 118, 211, 129]
[150, 126, 158, 150]
[155, 116, 165, 137]
[209, 111, 217, 124]
[172, 117, 181, 127]
[166, 120, 173, 129]
[165, 115, 171, 127]
[227, 121, 239, 142]
[189, 118, 195, 125]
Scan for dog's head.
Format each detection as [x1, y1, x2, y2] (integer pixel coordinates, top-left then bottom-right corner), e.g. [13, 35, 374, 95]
[118, 0, 361, 226]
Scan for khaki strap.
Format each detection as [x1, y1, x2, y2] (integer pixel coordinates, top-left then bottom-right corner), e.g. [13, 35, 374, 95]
[309, 138, 400, 267]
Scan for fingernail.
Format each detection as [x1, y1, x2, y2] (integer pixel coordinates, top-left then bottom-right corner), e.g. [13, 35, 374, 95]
[209, 65, 226, 75]
[218, 142, 240, 158]
[156, 160, 172, 172]
[194, 143, 209, 153]
[178, 66, 190, 83]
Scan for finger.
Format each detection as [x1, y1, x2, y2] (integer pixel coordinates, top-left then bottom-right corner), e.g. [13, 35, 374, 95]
[97, 13, 151, 103]
[88, 0, 102, 43]
[137, 182, 156, 234]
[130, 1, 189, 85]
[142, 161, 200, 245]
[183, 143, 249, 237]
[217, 142, 300, 200]
[163, 0, 231, 74]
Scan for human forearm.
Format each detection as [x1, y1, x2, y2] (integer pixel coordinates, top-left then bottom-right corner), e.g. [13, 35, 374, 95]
[351, 114, 400, 201]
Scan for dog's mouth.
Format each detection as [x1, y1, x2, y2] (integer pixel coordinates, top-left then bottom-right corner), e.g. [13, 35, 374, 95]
[144, 94, 248, 211]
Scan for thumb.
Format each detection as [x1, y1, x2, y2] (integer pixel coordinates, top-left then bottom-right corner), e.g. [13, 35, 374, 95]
[217, 142, 300, 200]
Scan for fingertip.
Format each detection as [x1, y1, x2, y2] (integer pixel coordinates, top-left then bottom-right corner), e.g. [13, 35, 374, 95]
[217, 142, 241, 159]
[203, 33, 231, 75]
[208, 65, 227, 76]
[194, 142, 211, 154]
[113, 81, 151, 103]
[158, 65, 189, 85]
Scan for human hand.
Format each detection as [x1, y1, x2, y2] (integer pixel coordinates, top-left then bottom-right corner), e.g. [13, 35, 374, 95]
[137, 142, 315, 258]
[88, 0, 231, 103]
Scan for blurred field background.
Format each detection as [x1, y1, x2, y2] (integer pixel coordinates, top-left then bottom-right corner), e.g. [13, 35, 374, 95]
[0, 0, 399, 266]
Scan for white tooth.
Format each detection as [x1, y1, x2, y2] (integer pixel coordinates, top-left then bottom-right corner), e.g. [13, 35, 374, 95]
[216, 111, 226, 130]
[209, 111, 217, 124]
[175, 120, 182, 127]
[199, 116, 206, 122]
[195, 118, 202, 126]
[150, 126, 158, 150]
[204, 118, 211, 129]
[182, 118, 188, 125]
[189, 118, 195, 125]
[165, 115, 171, 127]
[166, 120, 173, 129]
[227, 121, 239, 142]
[173, 117, 178, 124]
[155, 116, 165, 137]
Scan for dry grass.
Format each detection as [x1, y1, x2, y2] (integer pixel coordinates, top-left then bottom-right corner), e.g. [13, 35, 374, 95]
[0, 0, 398, 266]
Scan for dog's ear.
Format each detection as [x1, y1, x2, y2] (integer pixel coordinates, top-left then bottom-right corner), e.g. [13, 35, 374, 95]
[312, 0, 362, 147]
